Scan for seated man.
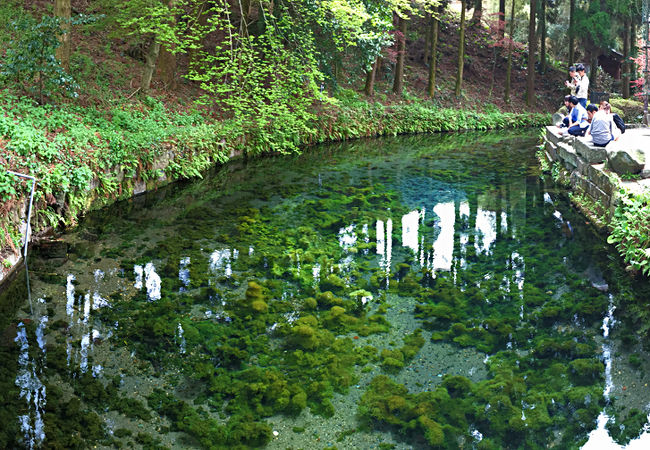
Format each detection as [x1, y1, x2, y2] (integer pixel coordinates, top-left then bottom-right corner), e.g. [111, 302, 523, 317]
[586, 101, 615, 147]
[562, 96, 589, 136]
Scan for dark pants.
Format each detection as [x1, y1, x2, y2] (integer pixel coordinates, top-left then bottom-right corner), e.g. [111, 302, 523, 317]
[593, 138, 613, 147]
[568, 125, 586, 136]
[578, 98, 587, 108]
[562, 116, 570, 127]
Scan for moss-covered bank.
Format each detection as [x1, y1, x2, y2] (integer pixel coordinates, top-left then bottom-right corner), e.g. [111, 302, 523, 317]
[0, 94, 549, 284]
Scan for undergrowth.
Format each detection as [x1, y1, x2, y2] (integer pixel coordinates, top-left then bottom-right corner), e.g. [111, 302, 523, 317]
[607, 189, 650, 276]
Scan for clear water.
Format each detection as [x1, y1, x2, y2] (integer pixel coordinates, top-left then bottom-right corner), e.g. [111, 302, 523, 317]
[2, 130, 650, 449]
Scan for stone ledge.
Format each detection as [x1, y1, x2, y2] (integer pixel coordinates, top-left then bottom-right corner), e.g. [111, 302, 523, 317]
[575, 137, 607, 163]
[543, 125, 650, 228]
[557, 142, 579, 168]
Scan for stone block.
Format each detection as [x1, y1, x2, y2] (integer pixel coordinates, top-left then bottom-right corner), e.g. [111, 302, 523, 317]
[577, 163, 615, 196]
[575, 137, 607, 163]
[134, 179, 146, 195]
[571, 173, 611, 208]
[546, 126, 563, 146]
[557, 142, 578, 168]
[35, 239, 68, 259]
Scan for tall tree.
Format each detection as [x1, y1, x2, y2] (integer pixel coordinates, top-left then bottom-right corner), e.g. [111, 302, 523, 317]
[505, 0, 516, 102]
[455, 0, 467, 97]
[54, 0, 71, 71]
[142, 39, 161, 93]
[471, 0, 482, 26]
[568, 0, 575, 64]
[427, 5, 443, 97]
[539, 0, 547, 73]
[157, 0, 178, 89]
[526, 0, 536, 106]
[364, 58, 380, 96]
[498, 0, 506, 39]
[392, 12, 408, 96]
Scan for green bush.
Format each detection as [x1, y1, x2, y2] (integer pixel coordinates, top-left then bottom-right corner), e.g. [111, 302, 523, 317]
[607, 190, 650, 276]
[609, 98, 644, 122]
[0, 15, 78, 103]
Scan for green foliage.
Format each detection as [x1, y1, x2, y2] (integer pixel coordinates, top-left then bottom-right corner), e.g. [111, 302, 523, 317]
[0, 166, 17, 201]
[607, 190, 650, 276]
[609, 98, 644, 123]
[0, 14, 94, 103]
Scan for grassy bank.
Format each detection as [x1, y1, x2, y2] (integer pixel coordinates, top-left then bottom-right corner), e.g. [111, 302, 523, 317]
[0, 92, 550, 270]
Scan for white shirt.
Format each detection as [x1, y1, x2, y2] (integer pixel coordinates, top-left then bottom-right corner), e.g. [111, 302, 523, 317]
[576, 73, 589, 100]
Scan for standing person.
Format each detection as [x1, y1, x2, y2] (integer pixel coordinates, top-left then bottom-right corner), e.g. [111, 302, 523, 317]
[564, 66, 579, 96]
[586, 101, 616, 146]
[575, 63, 589, 108]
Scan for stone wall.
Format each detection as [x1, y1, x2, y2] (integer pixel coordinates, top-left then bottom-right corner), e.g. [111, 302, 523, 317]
[542, 126, 650, 228]
[0, 147, 243, 288]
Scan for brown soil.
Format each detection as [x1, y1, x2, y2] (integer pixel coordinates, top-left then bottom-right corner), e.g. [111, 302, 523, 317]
[21, 1, 565, 115]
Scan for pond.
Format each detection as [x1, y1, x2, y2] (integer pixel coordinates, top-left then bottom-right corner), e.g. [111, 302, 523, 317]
[2, 130, 650, 449]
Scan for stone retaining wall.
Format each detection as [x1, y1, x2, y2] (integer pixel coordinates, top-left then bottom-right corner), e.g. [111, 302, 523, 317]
[0, 147, 243, 288]
[542, 126, 650, 227]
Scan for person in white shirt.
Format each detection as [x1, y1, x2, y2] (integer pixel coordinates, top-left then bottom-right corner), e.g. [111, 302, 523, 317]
[575, 63, 589, 108]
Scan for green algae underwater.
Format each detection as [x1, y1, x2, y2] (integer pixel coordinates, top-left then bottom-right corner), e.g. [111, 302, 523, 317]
[2, 130, 650, 450]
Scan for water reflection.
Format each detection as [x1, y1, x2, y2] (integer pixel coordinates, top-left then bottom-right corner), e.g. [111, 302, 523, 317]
[583, 297, 650, 449]
[15, 319, 46, 448]
[376, 218, 392, 287]
[5, 131, 650, 449]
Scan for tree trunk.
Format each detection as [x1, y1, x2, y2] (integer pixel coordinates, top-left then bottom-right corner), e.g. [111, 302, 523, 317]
[54, 0, 71, 71]
[471, 0, 482, 27]
[505, 0, 515, 102]
[142, 39, 161, 93]
[427, 9, 440, 97]
[455, 0, 466, 97]
[526, 0, 537, 106]
[392, 13, 407, 96]
[158, 0, 178, 89]
[158, 48, 177, 90]
[590, 55, 598, 92]
[498, 0, 506, 39]
[364, 58, 379, 97]
[424, 13, 433, 65]
[539, 0, 546, 73]
[568, 0, 575, 65]
[623, 17, 630, 98]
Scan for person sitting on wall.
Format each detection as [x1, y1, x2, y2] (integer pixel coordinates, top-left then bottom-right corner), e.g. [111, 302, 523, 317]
[586, 101, 616, 146]
[575, 63, 589, 108]
[559, 96, 589, 136]
[559, 95, 573, 127]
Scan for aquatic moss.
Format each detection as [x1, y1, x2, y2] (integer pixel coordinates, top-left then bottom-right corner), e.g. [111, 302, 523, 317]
[358, 375, 474, 448]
